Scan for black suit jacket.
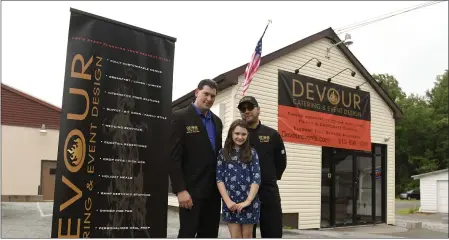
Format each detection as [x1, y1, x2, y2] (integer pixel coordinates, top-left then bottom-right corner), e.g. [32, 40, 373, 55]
[169, 104, 223, 199]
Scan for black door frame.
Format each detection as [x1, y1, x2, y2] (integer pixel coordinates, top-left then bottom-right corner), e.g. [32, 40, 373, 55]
[322, 144, 387, 227]
[375, 143, 387, 224]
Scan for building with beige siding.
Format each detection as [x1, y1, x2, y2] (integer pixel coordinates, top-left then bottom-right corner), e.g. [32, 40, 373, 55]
[1, 83, 60, 201]
[169, 28, 403, 229]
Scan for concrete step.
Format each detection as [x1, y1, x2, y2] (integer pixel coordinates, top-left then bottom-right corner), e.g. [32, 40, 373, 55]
[1, 195, 44, 202]
[441, 214, 448, 223]
[395, 219, 448, 233]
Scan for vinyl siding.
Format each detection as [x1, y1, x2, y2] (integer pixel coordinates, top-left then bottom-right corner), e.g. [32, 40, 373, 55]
[168, 194, 179, 207]
[228, 38, 396, 229]
[1, 85, 61, 130]
[418, 171, 449, 213]
[213, 87, 234, 146]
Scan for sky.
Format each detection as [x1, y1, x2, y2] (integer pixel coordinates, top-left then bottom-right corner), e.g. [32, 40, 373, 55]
[2, 1, 448, 108]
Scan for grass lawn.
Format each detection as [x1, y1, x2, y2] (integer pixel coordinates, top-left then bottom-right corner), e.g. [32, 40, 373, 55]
[397, 208, 417, 215]
[397, 209, 409, 215]
[395, 198, 421, 215]
[395, 198, 420, 202]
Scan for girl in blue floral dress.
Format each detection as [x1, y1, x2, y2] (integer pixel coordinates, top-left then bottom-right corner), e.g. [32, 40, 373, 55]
[216, 119, 261, 238]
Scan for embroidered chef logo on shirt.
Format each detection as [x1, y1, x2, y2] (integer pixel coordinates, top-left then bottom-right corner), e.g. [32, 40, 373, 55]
[186, 125, 200, 133]
[259, 136, 270, 143]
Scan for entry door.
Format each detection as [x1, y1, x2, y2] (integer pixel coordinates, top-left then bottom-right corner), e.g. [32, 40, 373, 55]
[333, 153, 374, 226]
[355, 155, 374, 224]
[41, 160, 57, 200]
[333, 152, 355, 226]
[322, 149, 355, 227]
[321, 147, 375, 227]
[437, 180, 448, 213]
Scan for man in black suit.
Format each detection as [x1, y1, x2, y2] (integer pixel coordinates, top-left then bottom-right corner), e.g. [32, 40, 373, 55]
[169, 79, 223, 238]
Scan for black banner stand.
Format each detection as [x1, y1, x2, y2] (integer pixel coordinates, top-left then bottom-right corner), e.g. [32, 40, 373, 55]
[51, 8, 176, 238]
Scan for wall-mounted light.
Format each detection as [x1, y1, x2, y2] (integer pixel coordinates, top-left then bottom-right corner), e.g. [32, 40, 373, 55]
[327, 68, 356, 83]
[355, 81, 368, 90]
[294, 58, 322, 74]
[325, 33, 353, 59]
[356, 78, 384, 90]
[40, 124, 47, 135]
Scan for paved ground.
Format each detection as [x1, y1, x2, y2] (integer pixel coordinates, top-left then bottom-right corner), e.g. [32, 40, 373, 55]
[1, 202, 52, 238]
[394, 198, 448, 234]
[396, 213, 448, 233]
[387, 228, 448, 238]
[327, 224, 448, 238]
[395, 198, 421, 214]
[0, 202, 330, 238]
[2, 202, 447, 238]
[396, 212, 448, 222]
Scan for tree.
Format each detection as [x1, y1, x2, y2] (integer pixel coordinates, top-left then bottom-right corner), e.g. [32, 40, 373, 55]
[397, 94, 437, 174]
[372, 73, 411, 193]
[372, 73, 406, 103]
[373, 71, 448, 194]
[426, 70, 448, 170]
[427, 70, 448, 115]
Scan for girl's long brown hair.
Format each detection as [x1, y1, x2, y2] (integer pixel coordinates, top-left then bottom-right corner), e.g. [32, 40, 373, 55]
[222, 119, 252, 163]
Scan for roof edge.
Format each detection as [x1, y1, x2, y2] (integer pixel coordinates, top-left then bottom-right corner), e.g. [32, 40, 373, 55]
[1, 83, 62, 113]
[171, 27, 404, 119]
[328, 31, 404, 119]
[411, 168, 448, 179]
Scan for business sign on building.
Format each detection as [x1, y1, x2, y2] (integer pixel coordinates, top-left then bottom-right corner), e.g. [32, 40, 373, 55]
[51, 8, 176, 238]
[278, 70, 371, 151]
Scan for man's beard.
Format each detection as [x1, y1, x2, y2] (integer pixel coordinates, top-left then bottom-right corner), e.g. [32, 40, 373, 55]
[244, 115, 257, 125]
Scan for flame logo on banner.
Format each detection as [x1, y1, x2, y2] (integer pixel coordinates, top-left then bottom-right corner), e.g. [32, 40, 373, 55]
[63, 129, 86, 172]
[328, 89, 339, 105]
[67, 137, 84, 166]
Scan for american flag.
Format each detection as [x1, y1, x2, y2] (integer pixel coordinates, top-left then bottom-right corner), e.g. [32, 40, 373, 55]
[242, 21, 271, 96]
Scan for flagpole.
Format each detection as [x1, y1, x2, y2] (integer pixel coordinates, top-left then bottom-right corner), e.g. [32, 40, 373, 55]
[234, 20, 272, 100]
[260, 20, 272, 39]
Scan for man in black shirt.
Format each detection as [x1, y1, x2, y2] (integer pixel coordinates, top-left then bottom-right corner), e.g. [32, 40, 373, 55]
[237, 96, 287, 238]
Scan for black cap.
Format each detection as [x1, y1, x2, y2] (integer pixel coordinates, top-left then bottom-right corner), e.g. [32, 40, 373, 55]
[237, 96, 259, 109]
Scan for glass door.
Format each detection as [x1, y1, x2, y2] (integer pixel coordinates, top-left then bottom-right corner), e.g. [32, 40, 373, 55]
[374, 144, 386, 223]
[355, 155, 374, 224]
[321, 145, 386, 228]
[321, 148, 332, 228]
[333, 153, 355, 226]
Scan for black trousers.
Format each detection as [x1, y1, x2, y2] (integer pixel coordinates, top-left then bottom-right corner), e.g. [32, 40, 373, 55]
[252, 200, 283, 238]
[178, 194, 221, 238]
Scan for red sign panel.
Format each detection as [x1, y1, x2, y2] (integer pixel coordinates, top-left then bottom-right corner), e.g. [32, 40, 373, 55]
[278, 70, 371, 151]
